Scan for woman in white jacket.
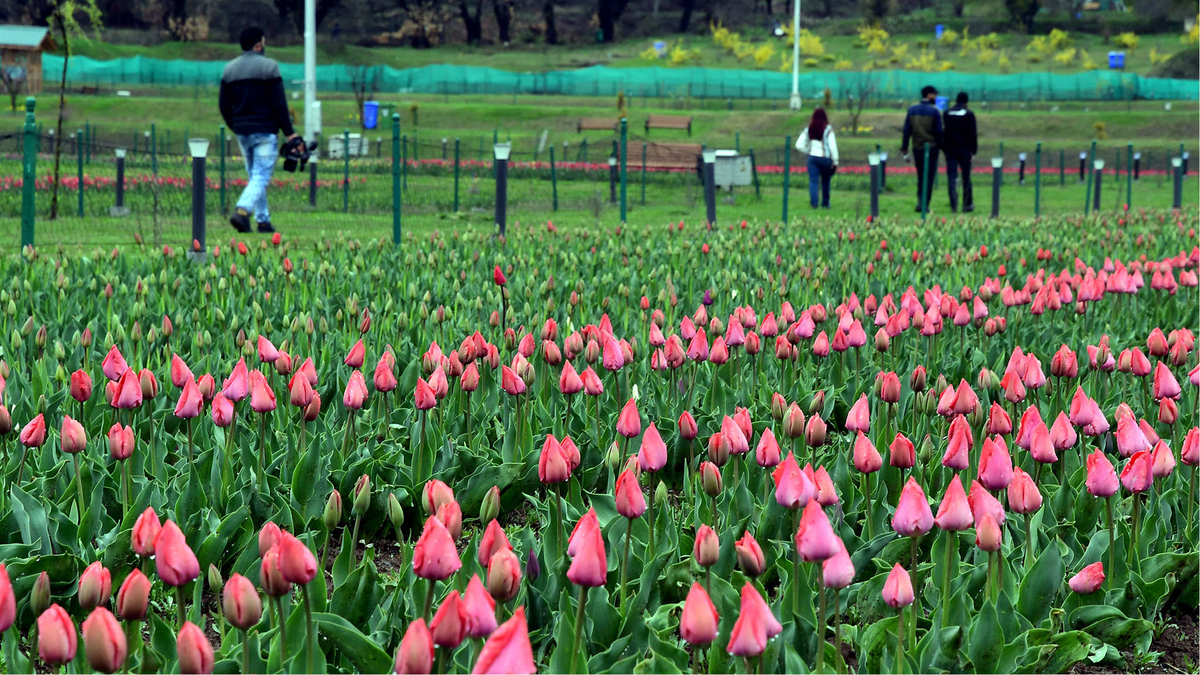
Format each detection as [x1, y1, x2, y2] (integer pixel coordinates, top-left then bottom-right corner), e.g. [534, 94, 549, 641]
[794, 107, 839, 209]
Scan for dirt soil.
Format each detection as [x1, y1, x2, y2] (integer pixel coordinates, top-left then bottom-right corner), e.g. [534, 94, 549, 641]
[1069, 610, 1199, 674]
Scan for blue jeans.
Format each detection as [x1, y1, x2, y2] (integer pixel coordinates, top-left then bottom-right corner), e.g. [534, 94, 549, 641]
[807, 155, 833, 208]
[235, 133, 278, 224]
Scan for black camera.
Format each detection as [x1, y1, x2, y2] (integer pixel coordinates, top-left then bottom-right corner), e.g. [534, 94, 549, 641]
[281, 137, 317, 173]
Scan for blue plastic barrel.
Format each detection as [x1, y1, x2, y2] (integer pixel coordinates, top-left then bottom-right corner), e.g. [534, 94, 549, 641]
[1115, 52, 1126, 69]
[1108, 52, 1118, 69]
[935, 24, 944, 39]
[363, 101, 379, 129]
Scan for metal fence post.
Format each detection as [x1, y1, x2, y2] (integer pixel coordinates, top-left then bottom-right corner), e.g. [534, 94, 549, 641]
[868, 152, 880, 220]
[151, 123, 157, 176]
[189, 138, 208, 259]
[1084, 140, 1096, 216]
[703, 149, 716, 226]
[343, 128, 350, 214]
[77, 127, 84, 217]
[1172, 157, 1183, 210]
[219, 124, 227, 214]
[113, 147, 128, 217]
[749, 148, 760, 199]
[453, 137, 461, 213]
[619, 117, 627, 223]
[549, 144, 558, 212]
[495, 142, 510, 236]
[991, 157, 1003, 219]
[782, 136, 791, 224]
[1125, 143, 1132, 210]
[641, 142, 647, 206]
[608, 156, 617, 204]
[1059, 149, 1065, 186]
[20, 97, 36, 249]
[402, 134, 408, 191]
[1034, 142, 1041, 218]
[309, 158, 318, 207]
[85, 121, 91, 165]
[392, 113, 402, 244]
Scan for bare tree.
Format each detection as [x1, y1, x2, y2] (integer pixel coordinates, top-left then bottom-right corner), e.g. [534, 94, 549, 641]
[47, 0, 102, 221]
[838, 72, 876, 137]
[492, 0, 513, 43]
[542, 0, 557, 44]
[0, 66, 25, 112]
[459, 0, 484, 43]
[597, 0, 630, 42]
[349, 66, 382, 126]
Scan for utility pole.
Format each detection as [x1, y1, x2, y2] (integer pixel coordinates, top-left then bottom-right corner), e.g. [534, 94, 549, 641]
[303, 0, 318, 143]
[789, 0, 802, 110]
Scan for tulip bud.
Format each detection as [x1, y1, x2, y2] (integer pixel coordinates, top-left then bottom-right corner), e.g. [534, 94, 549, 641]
[480, 486, 501, 524]
[207, 565, 223, 596]
[32, 571, 51, 616]
[323, 490, 343, 530]
[807, 390, 825, 416]
[525, 550, 540, 583]
[352, 475, 371, 515]
[770, 393, 786, 421]
[606, 441, 622, 468]
[874, 328, 890, 352]
[388, 493, 405, 533]
[700, 462, 723, 497]
[655, 481, 668, 509]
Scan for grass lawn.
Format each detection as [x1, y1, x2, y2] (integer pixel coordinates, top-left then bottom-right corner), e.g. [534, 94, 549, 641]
[2, 160, 1193, 252]
[4, 93, 1195, 167]
[68, 30, 1195, 77]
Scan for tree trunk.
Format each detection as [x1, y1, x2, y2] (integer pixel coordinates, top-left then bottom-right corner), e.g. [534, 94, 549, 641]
[765, 0, 773, 13]
[49, 10, 69, 221]
[493, 0, 513, 43]
[953, 0, 964, 16]
[822, 0, 834, 17]
[460, 0, 483, 44]
[598, 0, 616, 42]
[543, 0, 558, 44]
[677, 0, 695, 33]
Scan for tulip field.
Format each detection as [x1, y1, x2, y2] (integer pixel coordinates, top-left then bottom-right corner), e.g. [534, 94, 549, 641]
[0, 208, 1196, 675]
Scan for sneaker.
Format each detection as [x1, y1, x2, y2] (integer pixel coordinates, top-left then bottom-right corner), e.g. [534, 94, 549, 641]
[962, 205, 975, 213]
[257, 222, 277, 234]
[230, 208, 251, 233]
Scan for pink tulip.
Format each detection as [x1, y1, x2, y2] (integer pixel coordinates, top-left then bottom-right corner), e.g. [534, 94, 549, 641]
[1068, 562, 1105, 594]
[892, 477, 934, 537]
[881, 564, 914, 608]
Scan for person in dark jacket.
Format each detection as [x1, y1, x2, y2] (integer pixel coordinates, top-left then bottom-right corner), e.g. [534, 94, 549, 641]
[219, 27, 297, 233]
[901, 85, 944, 213]
[942, 91, 978, 213]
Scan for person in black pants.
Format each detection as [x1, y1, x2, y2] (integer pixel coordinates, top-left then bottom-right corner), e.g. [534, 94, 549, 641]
[943, 92, 978, 213]
[901, 85, 944, 213]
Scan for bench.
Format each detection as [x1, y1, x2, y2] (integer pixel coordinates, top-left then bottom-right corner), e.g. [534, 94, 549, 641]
[80, 85, 99, 95]
[619, 141, 702, 170]
[645, 115, 693, 136]
[577, 117, 617, 133]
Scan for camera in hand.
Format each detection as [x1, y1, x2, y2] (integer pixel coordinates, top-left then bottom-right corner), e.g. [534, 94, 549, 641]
[281, 137, 317, 173]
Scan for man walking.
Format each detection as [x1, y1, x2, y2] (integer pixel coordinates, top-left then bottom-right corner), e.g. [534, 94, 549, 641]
[219, 27, 297, 233]
[943, 92, 978, 213]
[900, 85, 944, 213]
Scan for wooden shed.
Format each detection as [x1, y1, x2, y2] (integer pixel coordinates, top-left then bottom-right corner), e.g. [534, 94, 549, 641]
[0, 26, 56, 95]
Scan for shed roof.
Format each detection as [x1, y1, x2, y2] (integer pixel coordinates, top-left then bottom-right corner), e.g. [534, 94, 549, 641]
[0, 26, 53, 50]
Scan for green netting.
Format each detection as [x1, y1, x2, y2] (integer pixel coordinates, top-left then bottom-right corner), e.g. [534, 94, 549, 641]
[43, 55, 1199, 101]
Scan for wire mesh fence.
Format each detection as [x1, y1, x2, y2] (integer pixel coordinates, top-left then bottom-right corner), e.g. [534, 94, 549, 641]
[0, 114, 1193, 252]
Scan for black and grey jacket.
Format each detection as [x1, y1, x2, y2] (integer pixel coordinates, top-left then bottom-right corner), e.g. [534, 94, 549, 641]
[218, 51, 294, 137]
